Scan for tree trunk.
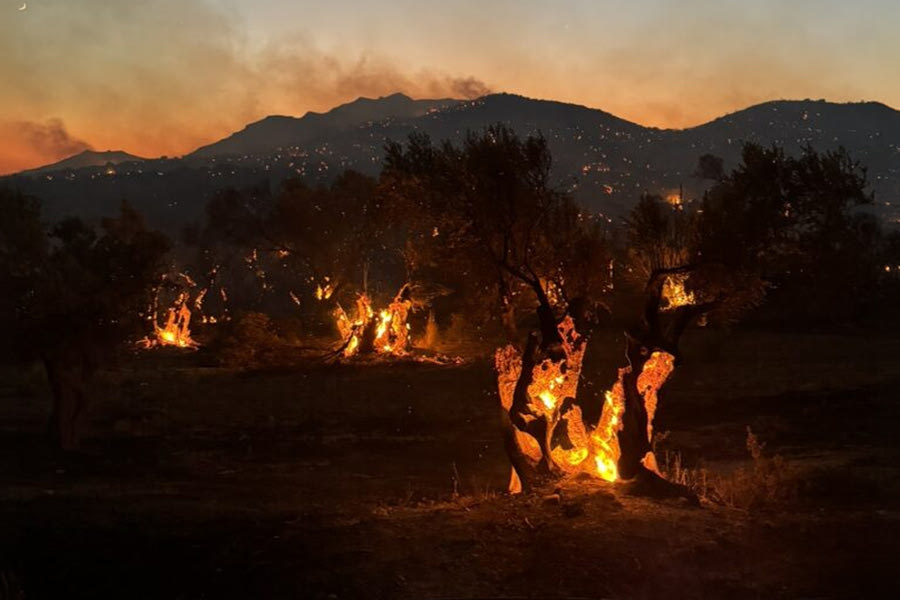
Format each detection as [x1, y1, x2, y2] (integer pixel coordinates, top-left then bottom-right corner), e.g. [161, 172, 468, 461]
[500, 332, 559, 492]
[356, 319, 379, 356]
[616, 335, 653, 480]
[44, 357, 90, 452]
[497, 278, 518, 341]
[614, 333, 699, 504]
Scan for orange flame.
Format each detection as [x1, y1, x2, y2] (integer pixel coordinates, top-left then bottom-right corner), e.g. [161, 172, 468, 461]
[336, 287, 412, 358]
[140, 292, 198, 349]
[661, 274, 695, 310]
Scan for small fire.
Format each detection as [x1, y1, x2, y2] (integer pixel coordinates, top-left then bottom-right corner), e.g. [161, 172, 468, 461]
[140, 293, 198, 349]
[335, 286, 413, 358]
[138, 270, 226, 350]
[665, 192, 683, 208]
[336, 295, 373, 357]
[661, 274, 695, 310]
[315, 277, 335, 301]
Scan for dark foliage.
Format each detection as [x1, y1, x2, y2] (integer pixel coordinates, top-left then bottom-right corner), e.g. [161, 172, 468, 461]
[0, 189, 169, 448]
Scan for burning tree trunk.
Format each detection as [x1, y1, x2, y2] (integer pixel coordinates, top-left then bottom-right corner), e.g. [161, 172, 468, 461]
[615, 336, 674, 480]
[612, 270, 713, 499]
[334, 284, 414, 358]
[496, 272, 706, 501]
[496, 315, 586, 493]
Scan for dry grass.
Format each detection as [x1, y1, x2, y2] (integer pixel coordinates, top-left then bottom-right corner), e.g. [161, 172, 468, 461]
[661, 427, 800, 509]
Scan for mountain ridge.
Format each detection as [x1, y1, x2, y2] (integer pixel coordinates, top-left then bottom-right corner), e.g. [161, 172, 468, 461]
[189, 92, 460, 158]
[17, 93, 900, 171]
[5, 93, 900, 232]
[22, 149, 146, 176]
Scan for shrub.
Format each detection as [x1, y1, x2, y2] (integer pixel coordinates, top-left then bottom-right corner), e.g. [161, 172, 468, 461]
[213, 311, 283, 368]
[661, 427, 799, 509]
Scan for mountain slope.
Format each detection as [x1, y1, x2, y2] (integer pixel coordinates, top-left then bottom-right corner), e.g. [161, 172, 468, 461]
[22, 150, 145, 175]
[190, 93, 460, 158]
[6, 94, 900, 232]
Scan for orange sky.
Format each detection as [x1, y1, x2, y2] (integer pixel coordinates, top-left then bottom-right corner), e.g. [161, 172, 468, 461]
[2, 0, 899, 174]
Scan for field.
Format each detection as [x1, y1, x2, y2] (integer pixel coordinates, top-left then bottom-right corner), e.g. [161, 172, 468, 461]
[1, 329, 899, 599]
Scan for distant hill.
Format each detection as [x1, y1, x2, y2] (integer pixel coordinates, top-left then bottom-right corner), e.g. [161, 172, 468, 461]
[22, 150, 146, 176]
[5, 94, 900, 232]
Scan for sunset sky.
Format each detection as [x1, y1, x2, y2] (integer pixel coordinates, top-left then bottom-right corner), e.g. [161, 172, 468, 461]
[2, 0, 898, 174]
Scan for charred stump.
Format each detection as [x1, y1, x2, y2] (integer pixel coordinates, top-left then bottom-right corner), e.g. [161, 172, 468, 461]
[616, 335, 654, 480]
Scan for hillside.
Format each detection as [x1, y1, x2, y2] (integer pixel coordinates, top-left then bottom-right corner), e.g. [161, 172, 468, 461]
[190, 93, 460, 157]
[5, 94, 900, 232]
[21, 150, 146, 176]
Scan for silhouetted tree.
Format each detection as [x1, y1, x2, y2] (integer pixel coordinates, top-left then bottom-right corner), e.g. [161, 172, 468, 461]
[384, 126, 621, 493]
[382, 125, 611, 344]
[614, 142, 875, 486]
[693, 153, 725, 181]
[0, 190, 169, 450]
[199, 173, 390, 327]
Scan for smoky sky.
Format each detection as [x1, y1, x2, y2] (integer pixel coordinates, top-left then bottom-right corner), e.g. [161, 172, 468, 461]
[0, 0, 492, 173]
[1, 0, 898, 173]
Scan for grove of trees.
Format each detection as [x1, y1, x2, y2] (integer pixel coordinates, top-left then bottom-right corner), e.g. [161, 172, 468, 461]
[2, 126, 898, 498]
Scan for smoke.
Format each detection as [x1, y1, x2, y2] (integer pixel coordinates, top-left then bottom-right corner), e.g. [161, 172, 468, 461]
[447, 76, 492, 100]
[0, 0, 493, 173]
[251, 41, 491, 114]
[14, 118, 93, 160]
[3, 0, 894, 173]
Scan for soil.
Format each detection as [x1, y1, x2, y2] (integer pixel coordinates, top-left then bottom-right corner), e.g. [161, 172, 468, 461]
[1, 329, 899, 599]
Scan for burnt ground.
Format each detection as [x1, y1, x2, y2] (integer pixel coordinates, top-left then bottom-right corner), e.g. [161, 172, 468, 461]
[1, 329, 899, 599]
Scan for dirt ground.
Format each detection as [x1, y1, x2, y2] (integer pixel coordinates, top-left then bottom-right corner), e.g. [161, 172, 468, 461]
[1, 328, 899, 599]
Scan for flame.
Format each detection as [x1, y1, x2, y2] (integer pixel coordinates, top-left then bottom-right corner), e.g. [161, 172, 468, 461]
[142, 293, 198, 349]
[661, 274, 696, 311]
[636, 351, 675, 441]
[315, 280, 334, 300]
[335, 287, 412, 358]
[665, 191, 683, 208]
